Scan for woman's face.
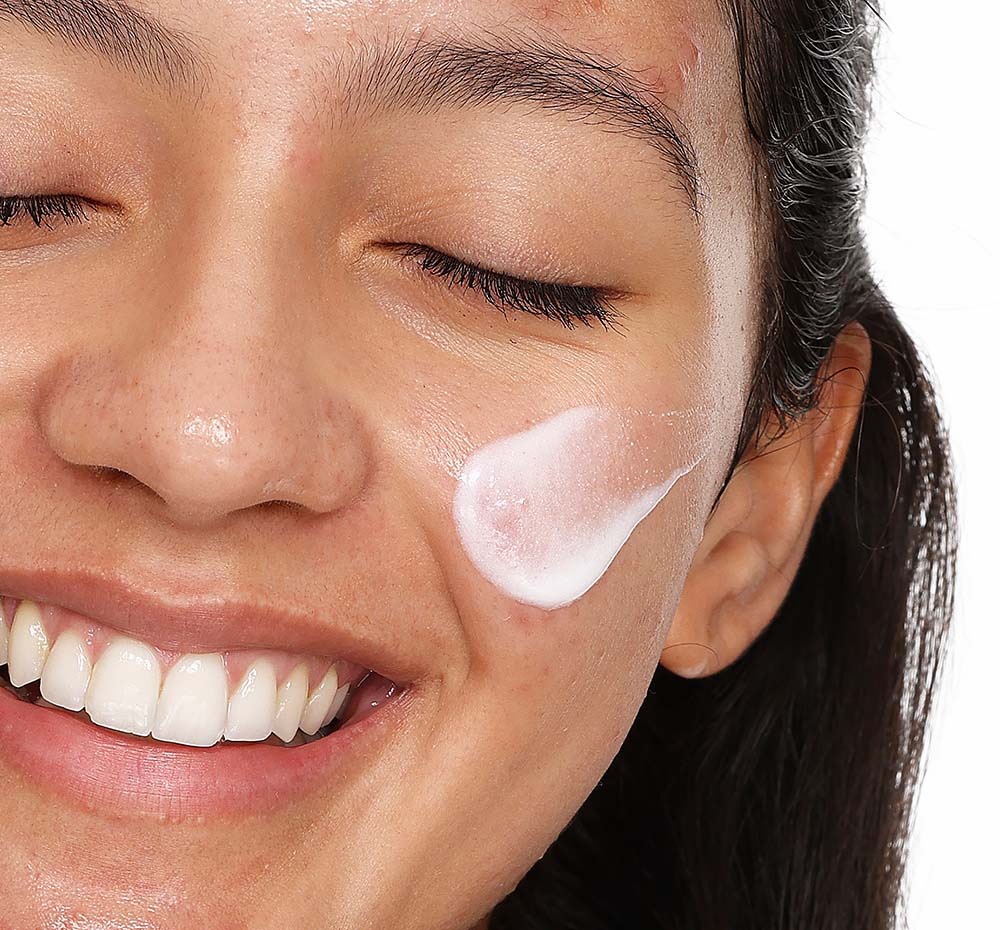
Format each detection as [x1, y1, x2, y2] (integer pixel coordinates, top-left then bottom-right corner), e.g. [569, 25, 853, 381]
[0, 1, 757, 928]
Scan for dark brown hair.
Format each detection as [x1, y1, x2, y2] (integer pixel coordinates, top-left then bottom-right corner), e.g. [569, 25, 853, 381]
[491, 1, 957, 927]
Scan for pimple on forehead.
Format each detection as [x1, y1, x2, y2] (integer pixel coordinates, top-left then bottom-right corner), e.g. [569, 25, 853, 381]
[285, 134, 326, 177]
[660, 30, 702, 94]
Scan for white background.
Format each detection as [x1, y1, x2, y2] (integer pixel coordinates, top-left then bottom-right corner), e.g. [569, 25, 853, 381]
[863, 1, 999, 924]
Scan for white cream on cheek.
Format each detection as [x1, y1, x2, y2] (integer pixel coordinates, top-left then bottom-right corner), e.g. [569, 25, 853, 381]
[452, 406, 705, 610]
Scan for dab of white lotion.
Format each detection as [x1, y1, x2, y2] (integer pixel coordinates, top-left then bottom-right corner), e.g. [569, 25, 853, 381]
[452, 406, 703, 610]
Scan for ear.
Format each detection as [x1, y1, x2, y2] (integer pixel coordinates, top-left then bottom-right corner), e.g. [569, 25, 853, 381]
[660, 323, 872, 678]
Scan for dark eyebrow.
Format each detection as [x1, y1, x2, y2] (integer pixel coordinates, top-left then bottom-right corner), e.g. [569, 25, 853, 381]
[0, 5, 699, 208]
[335, 28, 702, 210]
[0, 0, 208, 95]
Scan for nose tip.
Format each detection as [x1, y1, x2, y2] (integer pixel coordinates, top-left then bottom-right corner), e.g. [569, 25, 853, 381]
[40, 350, 370, 528]
[127, 409, 314, 525]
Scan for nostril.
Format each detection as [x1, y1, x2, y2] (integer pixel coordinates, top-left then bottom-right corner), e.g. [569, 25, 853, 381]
[81, 464, 181, 510]
[86, 464, 142, 487]
[40, 348, 372, 524]
[260, 499, 308, 516]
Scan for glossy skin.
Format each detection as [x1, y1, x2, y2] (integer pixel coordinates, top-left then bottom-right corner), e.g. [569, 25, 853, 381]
[0, 1, 870, 928]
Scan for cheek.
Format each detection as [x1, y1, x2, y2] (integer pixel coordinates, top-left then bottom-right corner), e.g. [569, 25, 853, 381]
[452, 405, 707, 611]
[424, 405, 709, 837]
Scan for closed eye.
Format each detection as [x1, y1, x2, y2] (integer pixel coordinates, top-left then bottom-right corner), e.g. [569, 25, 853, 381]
[0, 194, 93, 228]
[1, 194, 626, 334]
[394, 243, 625, 332]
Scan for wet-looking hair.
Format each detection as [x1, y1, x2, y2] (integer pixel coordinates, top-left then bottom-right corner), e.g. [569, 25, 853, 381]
[491, 1, 957, 928]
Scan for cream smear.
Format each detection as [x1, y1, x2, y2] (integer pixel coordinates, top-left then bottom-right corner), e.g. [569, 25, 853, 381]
[452, 406, 704, 610]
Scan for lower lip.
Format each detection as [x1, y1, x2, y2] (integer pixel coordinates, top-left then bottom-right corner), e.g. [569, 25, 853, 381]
[0, 681, 415, 821]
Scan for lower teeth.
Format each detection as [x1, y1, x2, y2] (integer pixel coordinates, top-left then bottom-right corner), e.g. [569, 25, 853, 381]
[0, 667, 344, 746]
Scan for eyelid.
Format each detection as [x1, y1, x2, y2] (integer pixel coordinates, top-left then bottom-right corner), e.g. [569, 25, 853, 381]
[398, 243, 593, 292]
[0, 197, 626, 332]
[392, 242, 625, 332]
[0, 193, 94, 228]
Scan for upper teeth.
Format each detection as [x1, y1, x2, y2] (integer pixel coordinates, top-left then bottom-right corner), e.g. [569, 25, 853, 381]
[0, 600, 354, 747]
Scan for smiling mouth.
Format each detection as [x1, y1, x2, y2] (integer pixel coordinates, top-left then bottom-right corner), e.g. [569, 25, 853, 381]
[0, 596, 402, 749]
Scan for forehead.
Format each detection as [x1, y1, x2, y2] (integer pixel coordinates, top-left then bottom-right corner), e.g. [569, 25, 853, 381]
[189, 0, 714, 99]
[194, 0, 734, 184]
[0, 0, 749, 226]
[513, 0, 707, 71]
[0, 1, 726, 122]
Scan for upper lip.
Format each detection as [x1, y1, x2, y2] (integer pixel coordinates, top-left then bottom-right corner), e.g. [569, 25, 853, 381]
[0, 564, 421, 685]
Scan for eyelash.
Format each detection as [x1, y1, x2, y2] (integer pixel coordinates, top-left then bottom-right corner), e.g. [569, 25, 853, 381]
[396, 243, 622, 331]
[0, 194, 623, 332]
[0, 194, 92, 228]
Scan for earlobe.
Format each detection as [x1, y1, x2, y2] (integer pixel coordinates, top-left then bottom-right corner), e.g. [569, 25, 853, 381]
[660, 323, 872, 678]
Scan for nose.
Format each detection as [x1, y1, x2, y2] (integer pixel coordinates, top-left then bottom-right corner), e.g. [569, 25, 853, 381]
[39, 237, 369, 528]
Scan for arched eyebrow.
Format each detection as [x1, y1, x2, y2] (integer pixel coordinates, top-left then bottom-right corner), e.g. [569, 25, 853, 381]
[334, 28, 702, 210]
[0, 1, 701, 211]
[0, 0, 207, 94]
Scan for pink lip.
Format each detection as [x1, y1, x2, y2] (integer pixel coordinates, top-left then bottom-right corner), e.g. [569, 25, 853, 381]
[0, 565, 423, 819]
[0, 676, 416, 820]
[0, 566, 425, 686]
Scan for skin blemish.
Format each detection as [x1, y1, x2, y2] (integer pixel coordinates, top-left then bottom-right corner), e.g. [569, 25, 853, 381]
[675, 34, 701, 88]
[452, 405, 707, 610]
[285, 134, 326, 176]
[650, 28, 701, 94]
